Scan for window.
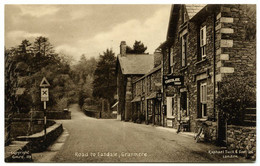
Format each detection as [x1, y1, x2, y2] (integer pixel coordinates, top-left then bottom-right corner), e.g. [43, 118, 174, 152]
[199, 26, 207, 60]
[181, 5, 187, 24]
[199, 81, 207, 118]
[180, 91, 188, 116]
[181, 35, 187, 67]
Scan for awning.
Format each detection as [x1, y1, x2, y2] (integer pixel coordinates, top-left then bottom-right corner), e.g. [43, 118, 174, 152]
[111, 101, 118, 108]
[146, 92, 157, 100]
[131, 96, 141, 102]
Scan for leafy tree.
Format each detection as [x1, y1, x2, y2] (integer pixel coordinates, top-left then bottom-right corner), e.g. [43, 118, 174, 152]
[70, 55, 97, 107]
[5, 37, 76, 112]
[126, 40, 147, 54]
[93, 49, 116, 106]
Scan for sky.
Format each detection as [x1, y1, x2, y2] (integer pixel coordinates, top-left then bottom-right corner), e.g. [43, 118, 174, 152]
[5, 4, 171, 62]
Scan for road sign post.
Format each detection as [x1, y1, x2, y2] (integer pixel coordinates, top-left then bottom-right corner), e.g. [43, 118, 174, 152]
[40, 77, 50, 140]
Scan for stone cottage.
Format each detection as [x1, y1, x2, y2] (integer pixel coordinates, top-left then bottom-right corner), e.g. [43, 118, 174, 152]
[159, 4, 256, 145]
[116, 41, 155, 121]
[131, 50, 163, 125]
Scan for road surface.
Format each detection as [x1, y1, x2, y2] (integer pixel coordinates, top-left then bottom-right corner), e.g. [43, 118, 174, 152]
[33, 104, 248, 163]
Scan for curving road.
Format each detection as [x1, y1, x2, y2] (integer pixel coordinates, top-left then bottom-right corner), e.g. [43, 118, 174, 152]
[36, 104, 247, 163]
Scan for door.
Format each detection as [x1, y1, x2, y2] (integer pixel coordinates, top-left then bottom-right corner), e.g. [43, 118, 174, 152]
[154, 101, 161, 125]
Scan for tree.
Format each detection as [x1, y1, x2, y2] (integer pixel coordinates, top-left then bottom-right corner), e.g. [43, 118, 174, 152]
[216, 75, 256, 125]
[33, 36, 54, 56]
[92, 49, 116, 107]
[126, 40, 147, 54]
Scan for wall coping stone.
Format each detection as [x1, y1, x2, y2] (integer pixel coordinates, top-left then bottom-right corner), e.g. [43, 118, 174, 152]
[228, 125, 256, 130]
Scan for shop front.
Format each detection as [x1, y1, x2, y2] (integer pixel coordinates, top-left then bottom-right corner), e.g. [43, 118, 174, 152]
[146, 92, 162, 126]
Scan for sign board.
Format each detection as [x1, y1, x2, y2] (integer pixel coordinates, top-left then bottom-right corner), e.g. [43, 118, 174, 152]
[41, 88, 49, 101]
[40, 77, 50, 87]
[163, 75, 184, 86]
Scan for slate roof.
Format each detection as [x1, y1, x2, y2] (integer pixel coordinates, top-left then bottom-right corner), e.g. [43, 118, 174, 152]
[118, 54, 154, 75]
[133, 64, 162, 83]
[186, 4, 206, 19]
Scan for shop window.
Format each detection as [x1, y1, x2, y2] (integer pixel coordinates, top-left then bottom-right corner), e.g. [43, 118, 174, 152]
[180, 91, 188, 116]
[181, 34, 187, 67]
[199, 25, 207, 61]
[198, 81, 207, 118]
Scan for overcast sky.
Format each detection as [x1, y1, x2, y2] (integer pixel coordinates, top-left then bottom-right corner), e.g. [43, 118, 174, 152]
[5, 5, 171, 61]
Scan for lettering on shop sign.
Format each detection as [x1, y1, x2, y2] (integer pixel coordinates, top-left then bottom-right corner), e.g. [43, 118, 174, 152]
[163, 75, 184, 86]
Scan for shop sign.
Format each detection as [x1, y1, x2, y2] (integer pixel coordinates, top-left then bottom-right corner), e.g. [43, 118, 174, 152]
[164, 75, 184, 86]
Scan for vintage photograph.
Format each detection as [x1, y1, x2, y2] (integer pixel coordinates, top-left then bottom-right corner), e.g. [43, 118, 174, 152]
[4, 3, 256, 163]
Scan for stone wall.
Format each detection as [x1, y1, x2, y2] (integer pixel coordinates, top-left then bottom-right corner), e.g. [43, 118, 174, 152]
[117, 65, 127, 120]
[5, 112, 56, 139]
[226, 125, 256, 160]
[16, 123, 63, 153]
[46, 111, 71, 119]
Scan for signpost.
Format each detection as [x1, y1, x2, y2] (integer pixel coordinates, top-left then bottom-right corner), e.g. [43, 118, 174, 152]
[40, 77, 50, 139]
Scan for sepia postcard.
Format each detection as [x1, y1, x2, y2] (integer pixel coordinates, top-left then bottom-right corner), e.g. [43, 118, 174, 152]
[3, 1, 257, 164]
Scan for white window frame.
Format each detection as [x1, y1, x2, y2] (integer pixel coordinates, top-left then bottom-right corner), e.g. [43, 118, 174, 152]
[200, 26, 207, 59]
[200, 82, 207, 118]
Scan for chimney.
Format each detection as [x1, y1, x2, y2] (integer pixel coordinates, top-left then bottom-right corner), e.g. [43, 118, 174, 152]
[120, 41, 126, 57]
[154, 49, 162, 67]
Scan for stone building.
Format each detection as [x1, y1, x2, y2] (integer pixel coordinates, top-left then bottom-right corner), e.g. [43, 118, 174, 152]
[159, 4, 256, 145]
[131, 50, 163, 125]
[116, 41, 155, 121]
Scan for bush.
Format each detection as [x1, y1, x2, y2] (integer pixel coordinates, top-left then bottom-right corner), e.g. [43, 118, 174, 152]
[216, 76, 256, 125]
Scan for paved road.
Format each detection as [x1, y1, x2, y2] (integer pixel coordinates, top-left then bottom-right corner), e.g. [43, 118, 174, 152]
[37, 104, 247, 163]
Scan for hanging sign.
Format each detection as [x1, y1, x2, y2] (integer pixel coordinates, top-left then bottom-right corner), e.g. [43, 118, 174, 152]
[163, 75, 184, 86]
